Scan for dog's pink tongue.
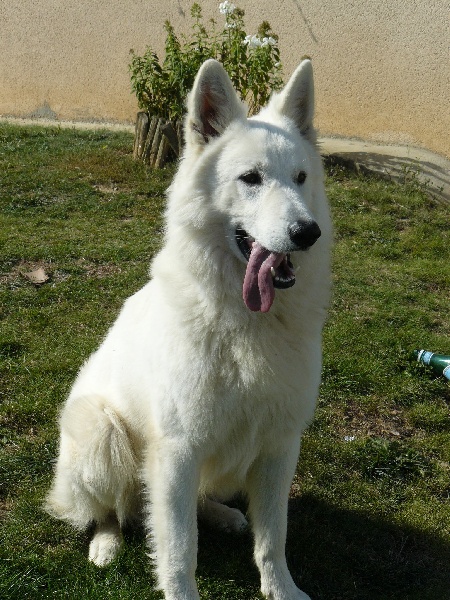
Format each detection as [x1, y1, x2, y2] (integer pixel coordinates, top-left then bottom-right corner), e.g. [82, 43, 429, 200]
[243, 243, 284, 312]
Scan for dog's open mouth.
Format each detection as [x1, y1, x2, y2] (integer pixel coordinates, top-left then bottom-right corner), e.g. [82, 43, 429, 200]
[235, 228, 295, 313]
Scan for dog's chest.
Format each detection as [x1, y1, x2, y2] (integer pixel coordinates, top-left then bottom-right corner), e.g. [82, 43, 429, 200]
[189, 319, 316, 429]
[192, 323, 318, 493]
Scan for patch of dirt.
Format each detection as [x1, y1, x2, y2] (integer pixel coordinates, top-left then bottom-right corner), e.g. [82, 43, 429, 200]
[0, 497, 14, 522]
[93, 183, 119, 194]
[75, 259, 122, 278]
[337, 402, 415, 440]
[0, 261, 53, 288]
[1, 260, 122, 287]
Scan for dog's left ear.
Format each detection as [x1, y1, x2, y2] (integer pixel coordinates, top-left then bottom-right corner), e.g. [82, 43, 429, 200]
[270, 59, 315, 139]
[185, 59, 247, 148]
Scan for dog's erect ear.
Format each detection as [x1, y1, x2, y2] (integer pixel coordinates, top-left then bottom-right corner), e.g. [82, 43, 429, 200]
[270, 59, 315, 138]
[185, 59, 246, 148]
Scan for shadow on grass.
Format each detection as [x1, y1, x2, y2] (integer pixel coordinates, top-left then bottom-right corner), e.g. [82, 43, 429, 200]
[194, 493, 450, 600]
[289, 493, 450, 600]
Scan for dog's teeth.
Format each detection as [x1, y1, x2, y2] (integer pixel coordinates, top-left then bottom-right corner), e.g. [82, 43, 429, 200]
[270, 267, 276, 277]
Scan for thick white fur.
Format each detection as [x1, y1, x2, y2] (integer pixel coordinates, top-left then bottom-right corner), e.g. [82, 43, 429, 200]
[45, 59, 332, 600]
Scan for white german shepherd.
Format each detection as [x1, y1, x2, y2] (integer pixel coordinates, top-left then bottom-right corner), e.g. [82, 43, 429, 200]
[46, 58, 332, 600]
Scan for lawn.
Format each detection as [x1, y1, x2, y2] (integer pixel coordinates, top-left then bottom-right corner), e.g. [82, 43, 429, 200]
[0, 123, 449, 600]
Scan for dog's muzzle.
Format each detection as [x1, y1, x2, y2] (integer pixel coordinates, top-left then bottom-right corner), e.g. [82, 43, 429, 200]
[235, 228, 295, 290]
[235, 221, 321, 312]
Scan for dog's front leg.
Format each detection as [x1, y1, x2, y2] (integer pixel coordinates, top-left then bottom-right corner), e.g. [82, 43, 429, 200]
[146, 441, 201, 600]
[247, 438, 311, 600]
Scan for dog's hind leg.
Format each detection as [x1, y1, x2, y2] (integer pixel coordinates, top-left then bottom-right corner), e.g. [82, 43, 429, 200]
[45, 395, 138, 565]
[88, 513, 123, 566]
[198, 497, 248, 532]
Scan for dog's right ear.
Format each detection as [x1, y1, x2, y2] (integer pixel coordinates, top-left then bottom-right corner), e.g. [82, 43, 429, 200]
[185, 59, 247, 149]
[268, 59, 315, 141]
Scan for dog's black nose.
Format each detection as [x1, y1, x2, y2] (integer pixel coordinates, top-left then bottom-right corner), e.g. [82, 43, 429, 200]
[288, 220, 321, 250]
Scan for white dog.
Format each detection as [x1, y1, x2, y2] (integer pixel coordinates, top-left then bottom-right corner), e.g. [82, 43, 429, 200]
[46, 58, 332, 600]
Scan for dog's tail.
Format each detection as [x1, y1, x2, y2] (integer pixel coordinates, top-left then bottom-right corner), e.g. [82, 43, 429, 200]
[45, 395, 138, 529]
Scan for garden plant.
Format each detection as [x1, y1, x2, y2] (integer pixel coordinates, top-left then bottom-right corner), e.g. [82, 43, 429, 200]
[129, 2, 283, 166]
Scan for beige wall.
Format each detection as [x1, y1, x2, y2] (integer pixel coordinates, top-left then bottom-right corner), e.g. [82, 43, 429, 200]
[1, 1, 449, 158]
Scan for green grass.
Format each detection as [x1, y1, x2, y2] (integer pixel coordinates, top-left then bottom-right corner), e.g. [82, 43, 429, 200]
[1, 123, 449, 600]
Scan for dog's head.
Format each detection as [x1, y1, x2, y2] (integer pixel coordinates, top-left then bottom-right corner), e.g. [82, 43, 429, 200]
[176, 59, 329, 313]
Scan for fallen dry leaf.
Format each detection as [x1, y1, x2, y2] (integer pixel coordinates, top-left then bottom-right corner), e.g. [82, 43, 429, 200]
[22, 267, 49, 285]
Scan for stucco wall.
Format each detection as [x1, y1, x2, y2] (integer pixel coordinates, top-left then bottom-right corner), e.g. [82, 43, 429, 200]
[1, 1, 449, 158]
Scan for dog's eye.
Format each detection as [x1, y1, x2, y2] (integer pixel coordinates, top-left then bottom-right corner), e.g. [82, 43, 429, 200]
[295, 171, 307, 185]
[239, 171, 262, 186]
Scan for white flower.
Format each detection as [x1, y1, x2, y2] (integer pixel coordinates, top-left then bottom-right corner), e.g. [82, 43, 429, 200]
[243, 34, 277, 49]
[219, 1, 236, 14]
[344, 436, 356, 442]
[243, 34, 262, 48]
[226, 22, 237, 29]
[261, 36, 277, 47]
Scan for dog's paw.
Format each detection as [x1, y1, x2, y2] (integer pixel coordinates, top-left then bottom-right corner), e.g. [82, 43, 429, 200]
[263, 589, 311, 600]
[261, 569, 311, 600]
[220, 506, 248, 532]
[199, 498, 248, 532]
[88, 523, 123, 567]
[262, 585, 311, 600]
